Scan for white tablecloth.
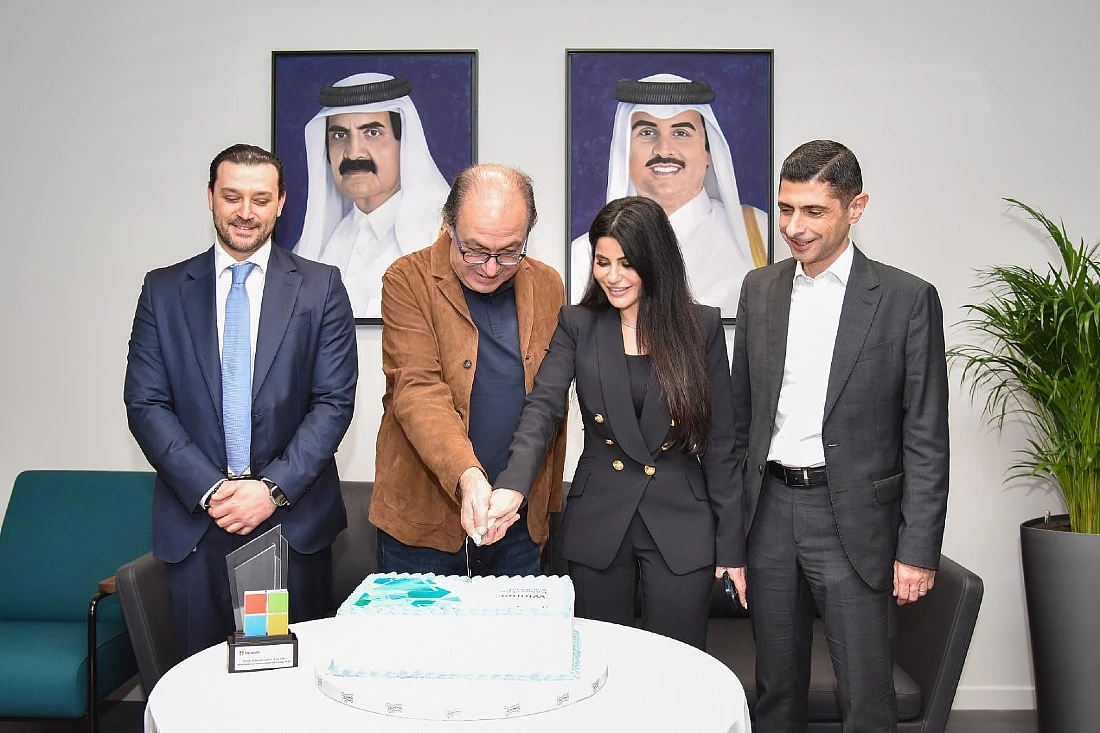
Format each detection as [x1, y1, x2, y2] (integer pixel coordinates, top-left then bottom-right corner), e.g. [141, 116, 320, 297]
[145, 617, 751, 732]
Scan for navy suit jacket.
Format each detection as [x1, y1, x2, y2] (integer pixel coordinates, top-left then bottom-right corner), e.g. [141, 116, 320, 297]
[124, 244, 358, 563]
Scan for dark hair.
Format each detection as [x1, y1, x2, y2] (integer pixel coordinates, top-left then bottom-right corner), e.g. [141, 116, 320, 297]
[779, 139, 862, 206]
[208, 144, 285, 196]
[441, 164, 538, 233]
[580, 196, 711, 455]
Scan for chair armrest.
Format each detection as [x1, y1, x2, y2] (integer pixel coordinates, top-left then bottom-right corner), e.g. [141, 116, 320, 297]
[332, 481, 377, 613]
[98, 576, 117, 595]
[895, 554, 984, 732]
[116, 551, 178, 694]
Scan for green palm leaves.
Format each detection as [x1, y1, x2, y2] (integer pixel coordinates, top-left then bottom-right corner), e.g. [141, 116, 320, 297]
[950, 199, 1100, 534]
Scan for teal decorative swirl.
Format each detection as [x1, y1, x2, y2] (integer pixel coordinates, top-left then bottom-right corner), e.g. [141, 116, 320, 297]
[337, 573, 574, 619]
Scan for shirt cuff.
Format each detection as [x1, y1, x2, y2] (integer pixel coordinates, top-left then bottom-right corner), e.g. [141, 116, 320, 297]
[199, 478, 228, 511]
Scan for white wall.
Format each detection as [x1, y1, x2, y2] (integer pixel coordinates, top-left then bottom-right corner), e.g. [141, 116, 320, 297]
[2, 0, 1097, 710]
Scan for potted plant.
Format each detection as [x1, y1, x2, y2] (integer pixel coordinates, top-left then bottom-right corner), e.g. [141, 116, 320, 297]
[949, 199, 1100, 733]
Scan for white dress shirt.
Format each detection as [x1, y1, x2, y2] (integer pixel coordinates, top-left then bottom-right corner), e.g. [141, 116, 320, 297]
[320, 190, 403, 317]
[767, 241, 854, 467]
[214, 241, 270, 378]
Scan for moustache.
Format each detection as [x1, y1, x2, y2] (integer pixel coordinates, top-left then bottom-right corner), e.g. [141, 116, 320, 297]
[646, 155, 687, 169]
[228, 217, 259, 228]
[339, 158, 378, 176]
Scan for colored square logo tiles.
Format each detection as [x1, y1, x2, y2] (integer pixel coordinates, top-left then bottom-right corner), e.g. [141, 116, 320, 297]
[267, 612, 289, 636]
[244, 613, 268, 637]
[244, 590, 267, 615]
[242, 589, 291, 637]
[267, 589, 289, 613]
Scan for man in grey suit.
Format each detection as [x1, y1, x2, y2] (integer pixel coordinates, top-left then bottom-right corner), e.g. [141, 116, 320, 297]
[730, 140, 949, 733]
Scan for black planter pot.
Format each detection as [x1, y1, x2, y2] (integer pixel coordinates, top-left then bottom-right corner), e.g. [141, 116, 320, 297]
[1020, 515, 1100, 733]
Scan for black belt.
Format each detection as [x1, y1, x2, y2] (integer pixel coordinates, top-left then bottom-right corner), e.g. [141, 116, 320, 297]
[767, 461, 828, 488]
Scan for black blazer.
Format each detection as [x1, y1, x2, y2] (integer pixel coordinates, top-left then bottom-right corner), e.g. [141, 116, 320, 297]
[496, 303, 744, 573]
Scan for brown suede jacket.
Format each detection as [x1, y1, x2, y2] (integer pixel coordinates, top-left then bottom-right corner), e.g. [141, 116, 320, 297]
[369, 229, 568, 552]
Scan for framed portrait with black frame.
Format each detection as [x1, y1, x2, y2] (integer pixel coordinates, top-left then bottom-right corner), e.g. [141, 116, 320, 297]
[567, 49, 773, 323]
[272, 50, 477, 325]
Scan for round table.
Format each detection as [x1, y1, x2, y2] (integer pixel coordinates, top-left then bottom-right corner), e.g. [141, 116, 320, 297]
[145, 617, 750, 732]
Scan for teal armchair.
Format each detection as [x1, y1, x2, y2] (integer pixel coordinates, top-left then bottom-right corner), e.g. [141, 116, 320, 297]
[0, 470, 154, 732]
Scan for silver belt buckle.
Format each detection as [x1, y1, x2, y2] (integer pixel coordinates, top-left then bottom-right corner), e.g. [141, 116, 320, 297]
[801, 468, 810, 485]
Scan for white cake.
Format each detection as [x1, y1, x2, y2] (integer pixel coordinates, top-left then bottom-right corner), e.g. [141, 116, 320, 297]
[328, 573, 577, 680]
[316, 573, 608, 720]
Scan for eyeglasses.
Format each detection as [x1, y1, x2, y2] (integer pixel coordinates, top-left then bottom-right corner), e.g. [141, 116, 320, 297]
[451, 226, 527, 266]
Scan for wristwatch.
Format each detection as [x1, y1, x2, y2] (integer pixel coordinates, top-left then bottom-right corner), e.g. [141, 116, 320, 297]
[260, 477, 289, 507]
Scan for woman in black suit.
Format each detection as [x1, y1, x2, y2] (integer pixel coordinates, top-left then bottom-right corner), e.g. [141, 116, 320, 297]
[490, 196, 747, 649]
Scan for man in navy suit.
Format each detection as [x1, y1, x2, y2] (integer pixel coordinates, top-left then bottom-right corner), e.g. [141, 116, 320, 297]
[124, 144, 358, 657]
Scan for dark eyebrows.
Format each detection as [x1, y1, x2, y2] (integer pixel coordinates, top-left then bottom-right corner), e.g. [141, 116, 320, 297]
[594, 252, 629, 262]
[219, 186, 274, 200]
[629, 119, 698, 132]
[777, 202, 830, 213]
[327, 121, 386, 136]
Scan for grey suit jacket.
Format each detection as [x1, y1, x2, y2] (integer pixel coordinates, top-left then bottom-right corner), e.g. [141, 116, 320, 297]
[496, 303, 744, 573]
[730, 246, 949, 590]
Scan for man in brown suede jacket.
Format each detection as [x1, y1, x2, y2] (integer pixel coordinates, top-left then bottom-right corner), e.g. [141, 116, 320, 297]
[369, 164, 567, 575]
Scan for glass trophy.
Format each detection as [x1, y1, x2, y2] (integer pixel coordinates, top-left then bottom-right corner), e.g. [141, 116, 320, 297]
[225, 524, 299, 672]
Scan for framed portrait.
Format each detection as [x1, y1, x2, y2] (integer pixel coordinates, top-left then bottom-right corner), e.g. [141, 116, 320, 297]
[567, 49, 773, 322]
[272, 50, 477, 324]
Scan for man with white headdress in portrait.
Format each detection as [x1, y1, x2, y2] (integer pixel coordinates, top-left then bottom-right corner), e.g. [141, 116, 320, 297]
[570, 73, 769, 317]
[294, 72, 451, 318]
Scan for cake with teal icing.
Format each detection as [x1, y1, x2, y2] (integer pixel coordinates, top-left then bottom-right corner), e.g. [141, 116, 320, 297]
[329, 573, 577, 680]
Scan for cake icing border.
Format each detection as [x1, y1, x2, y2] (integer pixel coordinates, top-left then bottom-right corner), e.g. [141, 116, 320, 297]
[327, 629, 582, 681]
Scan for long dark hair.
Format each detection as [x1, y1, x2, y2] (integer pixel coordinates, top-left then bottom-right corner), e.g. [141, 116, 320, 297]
[579, 196, 711, 455]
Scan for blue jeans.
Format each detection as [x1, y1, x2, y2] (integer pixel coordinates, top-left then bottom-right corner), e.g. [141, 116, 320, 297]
[377, 510, 541, 576]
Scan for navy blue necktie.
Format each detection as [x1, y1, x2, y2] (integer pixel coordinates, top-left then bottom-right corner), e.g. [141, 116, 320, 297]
[222, 262, 256, 476]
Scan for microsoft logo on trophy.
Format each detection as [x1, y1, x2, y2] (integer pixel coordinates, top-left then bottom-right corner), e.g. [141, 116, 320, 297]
[226, 525, 299, 672]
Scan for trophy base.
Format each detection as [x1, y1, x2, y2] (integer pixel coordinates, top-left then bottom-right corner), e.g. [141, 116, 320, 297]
[227, 630, 298, 673]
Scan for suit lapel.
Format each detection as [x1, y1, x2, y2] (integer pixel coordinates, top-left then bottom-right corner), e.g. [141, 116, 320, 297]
[596, 308, 652, 465]
[431, 230, 475, 328]
[253, 245, 302, 399]
[638, 371, 671, 455]
[823, 247, 881, 421]
[180, 250, 221, 419]
[514, 261, 534, 368]
[765, 261, 796, 422]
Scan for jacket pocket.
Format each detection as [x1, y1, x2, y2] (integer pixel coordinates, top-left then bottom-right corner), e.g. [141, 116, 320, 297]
[873, 473, 904, 503]
[569, 469, 591, 498]
[856, 338, 893, 362]
[286, 310, 311, 333]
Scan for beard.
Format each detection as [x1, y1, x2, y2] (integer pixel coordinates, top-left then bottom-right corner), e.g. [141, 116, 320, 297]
[213, 214, 275, 256]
